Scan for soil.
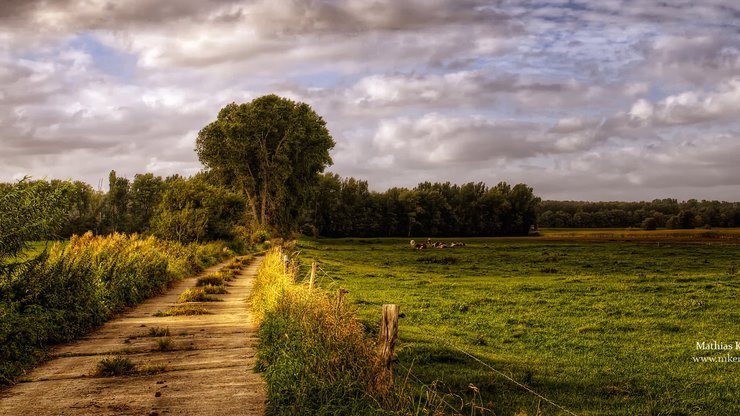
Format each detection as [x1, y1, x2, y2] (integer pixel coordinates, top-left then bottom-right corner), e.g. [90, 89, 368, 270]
[0, 257, 266, 416]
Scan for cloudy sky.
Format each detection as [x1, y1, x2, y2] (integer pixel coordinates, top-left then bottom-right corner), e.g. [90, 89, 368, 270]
[1, 1, 739, 201]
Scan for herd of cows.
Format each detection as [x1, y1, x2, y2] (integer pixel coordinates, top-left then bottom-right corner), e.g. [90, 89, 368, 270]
[409, 238, 467, 250]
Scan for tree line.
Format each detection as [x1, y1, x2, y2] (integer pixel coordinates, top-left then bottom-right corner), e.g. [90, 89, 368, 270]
[0, 173, 246, 244]
[538, 199, 740, 229]
[0, 171, 541, 242]
[304, 174, 540, 237]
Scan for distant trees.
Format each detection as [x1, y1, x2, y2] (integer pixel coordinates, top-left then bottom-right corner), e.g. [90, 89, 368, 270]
[537, 199, 740, 229]
[302, 174, 540, 237]
[196, 95, 335, 234]
[150, 175, 245, 243]
[6, 172, 739, 240]
[0, 171, 245, 244]
[129, 173, 165, 233]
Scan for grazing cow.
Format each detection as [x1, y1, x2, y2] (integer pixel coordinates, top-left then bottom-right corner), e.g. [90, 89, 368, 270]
[415, 243, 427, 250]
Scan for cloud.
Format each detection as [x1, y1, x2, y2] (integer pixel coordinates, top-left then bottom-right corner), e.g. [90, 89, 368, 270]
[1, 0, 740, 200]
[628, 78, 740, 126]
[639, 33, 740, 85]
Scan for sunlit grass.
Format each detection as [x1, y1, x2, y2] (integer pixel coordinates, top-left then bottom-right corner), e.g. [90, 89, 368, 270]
[296, 235, 740, 415]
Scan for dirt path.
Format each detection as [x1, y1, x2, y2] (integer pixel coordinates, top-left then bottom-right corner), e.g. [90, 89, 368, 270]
[0, 257, 266, 416]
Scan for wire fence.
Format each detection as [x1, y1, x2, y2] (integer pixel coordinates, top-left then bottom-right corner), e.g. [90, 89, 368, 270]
[287, 255, 579, 416]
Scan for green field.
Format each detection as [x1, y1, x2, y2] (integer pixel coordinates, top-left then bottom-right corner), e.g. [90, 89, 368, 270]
[295, 235, 740, 415]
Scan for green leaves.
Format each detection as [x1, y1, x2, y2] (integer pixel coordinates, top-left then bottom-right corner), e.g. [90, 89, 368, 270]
[0, 179, 71, 261]
[196, 94, 335, 234]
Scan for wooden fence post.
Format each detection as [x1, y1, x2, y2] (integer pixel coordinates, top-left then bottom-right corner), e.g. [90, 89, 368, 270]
[378, 304, 400, 385]
[336, 288, 349, 307]
[282, 254, 289, 275]
[309, 262, 317, 291]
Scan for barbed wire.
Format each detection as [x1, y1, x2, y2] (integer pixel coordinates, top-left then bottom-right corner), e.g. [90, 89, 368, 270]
[396, 361, 465, 415]
[443, 342, 578, 416]
[287, 251, 578, 416]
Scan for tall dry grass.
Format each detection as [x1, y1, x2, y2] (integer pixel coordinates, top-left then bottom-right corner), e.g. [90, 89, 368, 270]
[251, 248, 397, 415]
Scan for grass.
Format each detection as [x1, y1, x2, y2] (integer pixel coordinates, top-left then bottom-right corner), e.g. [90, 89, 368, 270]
[155, 337, 175, 352]
[154, 304, 211, 317]
[296, 234, 740, 415]
[96, 356, 137, 376]
[96, 356, 167, 376]
[219, 269, 238, 282]
[178, 287, 222, 303]
[148, 327, 170, 337]
[196, 274, 225, 286]
[202, 284, 228, 294]
[252, 249, 392, 415]
[138, 363, 167, 375]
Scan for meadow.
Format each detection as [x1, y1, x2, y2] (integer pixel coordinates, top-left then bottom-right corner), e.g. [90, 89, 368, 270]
[295, 231, 740, 415]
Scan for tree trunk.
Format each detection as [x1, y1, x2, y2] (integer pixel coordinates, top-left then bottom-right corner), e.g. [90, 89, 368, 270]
[242, 185, 261, 228]
[260, 181, 268, 227]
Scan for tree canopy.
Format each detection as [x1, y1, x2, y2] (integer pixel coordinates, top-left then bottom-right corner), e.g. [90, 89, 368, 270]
[196, 95, 335, 234]
[303, 175, 541, 237]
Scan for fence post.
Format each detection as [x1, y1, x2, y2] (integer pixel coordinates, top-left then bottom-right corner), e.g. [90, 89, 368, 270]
[336, 288, 349, 307]
[282, 254, 289, 275]
[378, 304, 400, 385]
[309, 262, 317, 291]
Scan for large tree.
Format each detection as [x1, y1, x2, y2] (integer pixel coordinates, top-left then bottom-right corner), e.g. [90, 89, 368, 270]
[196, 95, 335, 233]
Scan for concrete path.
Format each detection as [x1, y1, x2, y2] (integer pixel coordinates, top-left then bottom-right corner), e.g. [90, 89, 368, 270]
[0, 257, 266, 416]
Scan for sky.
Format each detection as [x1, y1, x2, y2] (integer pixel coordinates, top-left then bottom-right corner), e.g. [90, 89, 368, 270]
[1, 0, 739, 201]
